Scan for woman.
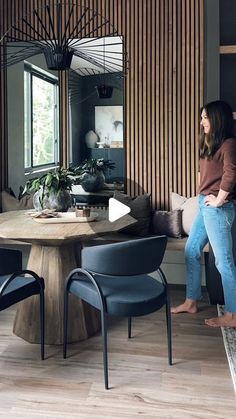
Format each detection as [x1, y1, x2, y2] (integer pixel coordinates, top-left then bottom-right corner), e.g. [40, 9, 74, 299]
[171, 100, 236, 327]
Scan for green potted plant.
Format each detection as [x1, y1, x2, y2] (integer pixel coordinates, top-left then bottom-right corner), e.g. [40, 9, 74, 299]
[23, 167, 77, 212]
[73, 158, 115, 192]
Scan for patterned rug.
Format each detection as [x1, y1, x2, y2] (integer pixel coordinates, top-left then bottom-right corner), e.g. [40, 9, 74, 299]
[217, 305, 236, 393]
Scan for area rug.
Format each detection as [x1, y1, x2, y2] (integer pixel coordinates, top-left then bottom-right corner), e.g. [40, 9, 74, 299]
[217, 305, 236, 393]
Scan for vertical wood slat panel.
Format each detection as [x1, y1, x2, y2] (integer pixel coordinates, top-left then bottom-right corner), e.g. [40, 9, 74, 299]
[190, 0, 195, 193]
[143, 0, 148, 194]
[146, 0, 152, 197]
[186, 0, 191, 197]
[150, 0, 157, 208]
[177, 0, 182, 194]
[181, 0, 187, 197]
[155, 0, 161, 208]
[128, 0, 136, 196]
[172, 0, 177, 195]
[164, 0, 169, 207]
[159, 0, 164, 207]
[0, 0, 204, 209]
[138, 0, 143, 195]
[168, 0, 173, 209]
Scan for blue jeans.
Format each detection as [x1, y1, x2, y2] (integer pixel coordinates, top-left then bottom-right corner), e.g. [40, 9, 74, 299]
[185, 194, 236, 313]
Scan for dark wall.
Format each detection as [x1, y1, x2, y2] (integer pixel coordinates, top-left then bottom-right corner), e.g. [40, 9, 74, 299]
[204, 0, 220, 104]
[219, 0, 236, 135]
[81, 72, 123, 163]
[220, 0, 236, 45]
[69, 71, 123, 168]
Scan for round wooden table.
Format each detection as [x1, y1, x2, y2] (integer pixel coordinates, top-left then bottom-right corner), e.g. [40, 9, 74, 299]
[0, 209, 135, 344]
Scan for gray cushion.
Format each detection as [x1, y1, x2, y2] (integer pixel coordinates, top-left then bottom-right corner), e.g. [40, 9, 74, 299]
[152, 209, 183, 238]
[171, 192, 198, 235]
[113, 191, 151, 236]
[1, 190, 34, 212]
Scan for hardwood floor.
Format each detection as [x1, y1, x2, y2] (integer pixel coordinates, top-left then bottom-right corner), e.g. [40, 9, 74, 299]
[0, 286, 235, 419]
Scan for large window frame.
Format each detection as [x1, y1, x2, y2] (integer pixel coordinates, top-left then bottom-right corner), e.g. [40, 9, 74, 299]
[24, 63, 59, 173]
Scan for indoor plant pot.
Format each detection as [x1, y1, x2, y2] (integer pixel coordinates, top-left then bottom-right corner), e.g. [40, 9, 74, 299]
[23, 167, 76, 212]
[80, 171, 105, 192]
[73, 158, 115, 193]
[33, 188, 72, 212]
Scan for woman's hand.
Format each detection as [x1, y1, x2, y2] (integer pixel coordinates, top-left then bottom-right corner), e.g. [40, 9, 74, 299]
[204, 189, 229, 207]
[204, 194, 219, 207]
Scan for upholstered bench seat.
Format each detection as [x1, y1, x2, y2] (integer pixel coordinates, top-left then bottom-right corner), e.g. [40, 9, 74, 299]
[82, 232, 209, 253]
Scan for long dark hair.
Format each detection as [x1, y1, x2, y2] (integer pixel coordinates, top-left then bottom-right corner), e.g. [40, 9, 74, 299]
[199, 100, 234, 158]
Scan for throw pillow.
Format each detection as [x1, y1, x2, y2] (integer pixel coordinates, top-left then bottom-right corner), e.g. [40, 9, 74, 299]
[113, 191, 151, 236]
[171, 192, 198, 235]
[152, 209, 183, 238]
[1, 190, 34, 212]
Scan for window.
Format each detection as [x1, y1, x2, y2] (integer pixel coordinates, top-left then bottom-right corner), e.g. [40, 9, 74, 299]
[24, 64, 59, 171]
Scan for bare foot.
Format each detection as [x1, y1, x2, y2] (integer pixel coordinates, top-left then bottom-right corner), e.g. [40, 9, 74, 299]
[171, 299, 198, 314]
[205, 312, 236, 328]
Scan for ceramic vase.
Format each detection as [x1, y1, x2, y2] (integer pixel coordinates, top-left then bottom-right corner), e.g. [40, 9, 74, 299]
[33, 188, 72, 212]
[85, 130, 98, 148]
[80, 171, 105, 192]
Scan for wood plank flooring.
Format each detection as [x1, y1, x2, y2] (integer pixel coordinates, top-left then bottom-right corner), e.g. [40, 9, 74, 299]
[0, 286, 235, 418]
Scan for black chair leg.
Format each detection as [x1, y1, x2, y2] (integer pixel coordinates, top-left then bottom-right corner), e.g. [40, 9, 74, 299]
[166, 298, 172, 365]
[101, 310, 109, 389]
[39, 289, 45, 360]
[63, 290, 69, 359]
[128, 316, 132, 338]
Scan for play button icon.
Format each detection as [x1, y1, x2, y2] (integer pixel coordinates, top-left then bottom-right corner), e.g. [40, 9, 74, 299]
[108, 197, 131, 222]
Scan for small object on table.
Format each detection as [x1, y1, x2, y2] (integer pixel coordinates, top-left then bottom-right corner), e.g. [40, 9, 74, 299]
[76, 206, 91, 218]
[96, 141, 105, 148]
[28, 209, 58, 218]
[113, 181, 124, 191]
[110, 140, 123, 148]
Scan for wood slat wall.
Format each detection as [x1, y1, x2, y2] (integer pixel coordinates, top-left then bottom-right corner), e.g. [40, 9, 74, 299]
[0, 0, 204, 209]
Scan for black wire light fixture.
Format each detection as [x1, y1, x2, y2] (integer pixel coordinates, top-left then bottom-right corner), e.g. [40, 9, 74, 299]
[0, 1, 128, 74]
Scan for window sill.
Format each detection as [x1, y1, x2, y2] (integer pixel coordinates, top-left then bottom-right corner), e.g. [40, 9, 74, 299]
[25, 165, 59, 177]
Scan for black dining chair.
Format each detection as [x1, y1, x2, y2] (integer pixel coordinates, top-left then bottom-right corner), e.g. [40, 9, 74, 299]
[63, 235, 172, 389]
[0, 248, 45, 360]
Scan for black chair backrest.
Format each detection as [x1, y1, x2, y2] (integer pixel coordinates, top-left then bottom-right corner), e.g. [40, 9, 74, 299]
[0, 248, 22, 275]
[82, 235, 167, 276]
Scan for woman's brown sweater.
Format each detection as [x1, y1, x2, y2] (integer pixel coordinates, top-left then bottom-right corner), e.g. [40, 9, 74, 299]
[199, 138, 236, 201]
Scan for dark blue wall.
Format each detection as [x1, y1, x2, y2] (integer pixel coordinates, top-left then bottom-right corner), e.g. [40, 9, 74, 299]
[69, 71, 124, 181]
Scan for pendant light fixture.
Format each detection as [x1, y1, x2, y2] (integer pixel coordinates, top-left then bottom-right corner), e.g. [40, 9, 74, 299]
[0, 2, 127, 74]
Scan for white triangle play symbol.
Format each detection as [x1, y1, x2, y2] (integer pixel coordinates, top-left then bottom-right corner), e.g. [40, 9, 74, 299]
[108, 197, 131, 222]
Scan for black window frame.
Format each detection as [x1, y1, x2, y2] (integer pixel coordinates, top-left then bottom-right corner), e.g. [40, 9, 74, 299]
[24, 63, 59, 173]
